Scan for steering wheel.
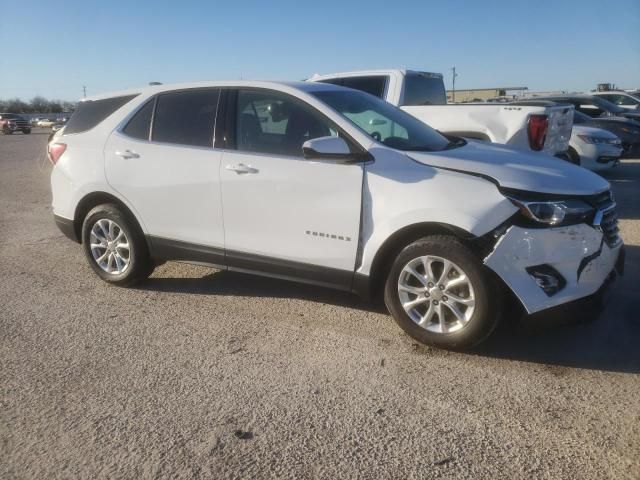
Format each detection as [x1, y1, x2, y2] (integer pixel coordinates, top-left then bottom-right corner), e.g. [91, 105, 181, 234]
[371, 131, 382, 142]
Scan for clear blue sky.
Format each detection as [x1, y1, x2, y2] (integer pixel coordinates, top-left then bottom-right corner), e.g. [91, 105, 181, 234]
[1, 0, 639, 101]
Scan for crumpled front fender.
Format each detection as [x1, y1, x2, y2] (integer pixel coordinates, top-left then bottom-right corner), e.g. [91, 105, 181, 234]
[484, 224, 622, 314]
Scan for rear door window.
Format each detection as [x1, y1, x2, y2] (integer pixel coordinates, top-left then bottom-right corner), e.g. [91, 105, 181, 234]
[122, 99, 154, 140]
[64, 95, 138, 135]
[152, 89, 220, 147]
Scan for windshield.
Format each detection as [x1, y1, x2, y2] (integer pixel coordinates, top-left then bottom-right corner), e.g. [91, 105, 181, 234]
[312, 89, 452, 152]
[0, 113, 21, 119]
[591, 97, 626, 114]
[402, 73, 447, 106]
[573, 111, 590, 123]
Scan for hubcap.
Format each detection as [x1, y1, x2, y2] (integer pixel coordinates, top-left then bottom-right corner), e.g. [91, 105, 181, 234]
[90, 219, 130, 275]
[397, 255, 476, 334]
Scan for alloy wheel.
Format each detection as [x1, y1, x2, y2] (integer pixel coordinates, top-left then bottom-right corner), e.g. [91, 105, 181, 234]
[89, 219, 130, 275]
[397, 255, 476, 334]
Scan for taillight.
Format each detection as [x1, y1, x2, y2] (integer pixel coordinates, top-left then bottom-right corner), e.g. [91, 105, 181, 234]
[48, 143, 67, 165]
[528, 115, 548, 151]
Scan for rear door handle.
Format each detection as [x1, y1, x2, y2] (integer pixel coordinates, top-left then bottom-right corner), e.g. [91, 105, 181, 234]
[115, 150, 140, 159]
[225, 163, 258, 174]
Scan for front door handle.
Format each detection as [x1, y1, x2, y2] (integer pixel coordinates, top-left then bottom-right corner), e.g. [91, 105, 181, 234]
[225, 163, 258, 174]
[115, 149, 140, 159]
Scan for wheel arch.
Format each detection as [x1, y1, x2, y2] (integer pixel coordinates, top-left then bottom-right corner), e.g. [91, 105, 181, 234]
[359, 222, 475, 300]
[73, 191, 145, 244]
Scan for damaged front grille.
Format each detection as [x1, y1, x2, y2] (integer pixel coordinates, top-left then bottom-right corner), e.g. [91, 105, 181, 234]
[587, 190, 621, 248]
[587, 190, 614, 210]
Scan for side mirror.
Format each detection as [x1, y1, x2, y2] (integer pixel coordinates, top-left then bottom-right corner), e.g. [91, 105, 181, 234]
[302, 136, 369, 163]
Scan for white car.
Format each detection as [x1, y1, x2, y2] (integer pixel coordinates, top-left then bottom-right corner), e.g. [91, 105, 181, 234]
[49, 81, 624, 349]
[593, 91, 640, 111]
[308, 69, 574, 156]
[37, 119, 56, 127]
[569, 124, 623, 171]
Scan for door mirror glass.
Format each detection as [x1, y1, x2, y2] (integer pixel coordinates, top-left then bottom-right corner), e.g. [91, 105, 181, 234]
[302, 136, 362, 162]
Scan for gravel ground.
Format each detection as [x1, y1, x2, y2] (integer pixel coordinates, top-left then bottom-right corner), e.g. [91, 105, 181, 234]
[1, 130, 639, 479]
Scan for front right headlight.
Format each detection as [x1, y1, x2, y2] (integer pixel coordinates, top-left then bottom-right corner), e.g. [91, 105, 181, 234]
[507, 197, 595, 226]
[577, 134, 621, 145]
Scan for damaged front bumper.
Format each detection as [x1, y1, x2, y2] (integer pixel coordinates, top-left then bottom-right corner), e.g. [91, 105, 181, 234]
[484, 223, 624, 314]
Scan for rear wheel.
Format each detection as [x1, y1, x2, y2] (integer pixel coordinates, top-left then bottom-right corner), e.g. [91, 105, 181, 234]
[81, 204, 154, 286]
[384, 235, 501, 349]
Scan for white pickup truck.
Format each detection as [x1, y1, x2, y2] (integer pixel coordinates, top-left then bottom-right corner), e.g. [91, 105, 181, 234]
[308, 69, 573, 156]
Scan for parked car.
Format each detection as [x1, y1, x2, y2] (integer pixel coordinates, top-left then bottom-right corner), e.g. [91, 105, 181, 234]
[0, 113, 31, 134]
[308, 69, 574, 156]
[30, 117, 42, 126]
[49, 81, 624, 350]
[567, 124, 622, 171]
[593, 91, 640, 110]
[37, 119, 56, 128]
[534, 94, 640, 122]
[572, 110, 640, 157]
[48, 124, 65, 143]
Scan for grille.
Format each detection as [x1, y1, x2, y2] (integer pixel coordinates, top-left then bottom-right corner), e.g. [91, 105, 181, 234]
[586, 190, 621, 247]
[6, 119, 29, 129]
[586, 190, 614, 210]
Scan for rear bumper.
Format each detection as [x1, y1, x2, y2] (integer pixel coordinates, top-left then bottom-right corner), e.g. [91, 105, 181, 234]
[54, 215, 79, 243]
[484, 224, 624, 314]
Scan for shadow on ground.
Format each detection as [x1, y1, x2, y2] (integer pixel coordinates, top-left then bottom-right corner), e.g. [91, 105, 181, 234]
[141, 245, 639, 374]
[600, 158, 640, 220]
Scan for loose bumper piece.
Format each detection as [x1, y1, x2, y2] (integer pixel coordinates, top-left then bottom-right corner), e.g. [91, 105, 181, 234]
[484, 224, 623, 314]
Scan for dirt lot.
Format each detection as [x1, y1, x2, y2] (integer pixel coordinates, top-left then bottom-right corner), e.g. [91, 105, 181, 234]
[1, 130, 639, 479]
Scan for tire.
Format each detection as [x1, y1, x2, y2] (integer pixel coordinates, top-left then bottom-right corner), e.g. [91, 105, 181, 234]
[81, 203, 154, 286]
[22, 128, 31, 134]
[384, 235, 501, 350]
[2, 129, 13, 135]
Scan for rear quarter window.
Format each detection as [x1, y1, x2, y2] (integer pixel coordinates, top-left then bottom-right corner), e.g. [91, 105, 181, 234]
[122, 99, 155, 140]
[64, 95, 138, 135]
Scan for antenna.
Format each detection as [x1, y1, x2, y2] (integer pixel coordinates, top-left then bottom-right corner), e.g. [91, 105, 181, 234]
[82, 85, 87, 98]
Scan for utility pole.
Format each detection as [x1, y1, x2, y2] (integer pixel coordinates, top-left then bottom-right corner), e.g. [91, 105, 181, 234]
[82, 85, 87, 98]
[451, 67, 458, 103]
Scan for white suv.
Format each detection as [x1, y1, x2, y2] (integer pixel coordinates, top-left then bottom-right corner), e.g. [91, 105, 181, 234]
[50, 81, 625, 349]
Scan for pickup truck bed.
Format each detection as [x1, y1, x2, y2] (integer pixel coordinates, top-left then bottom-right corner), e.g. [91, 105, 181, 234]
[309, 70, 573, 156]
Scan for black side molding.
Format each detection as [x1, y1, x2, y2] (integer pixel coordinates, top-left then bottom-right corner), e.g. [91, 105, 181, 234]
[147, 236, 225, 266]
[146, 235, 370, 296]
[54, 215, 79, 243]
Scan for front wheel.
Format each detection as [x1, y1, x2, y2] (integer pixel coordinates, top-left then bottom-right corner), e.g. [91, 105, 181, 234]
[22, 128, 31, 134]
[81, 204, 154, 286]
[384, 235, 501, 349]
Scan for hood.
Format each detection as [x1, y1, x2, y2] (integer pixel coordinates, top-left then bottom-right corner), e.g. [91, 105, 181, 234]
[572, 124, 618, 138]
[407, 140, 609, 196]
[595, 116, 640, 127]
